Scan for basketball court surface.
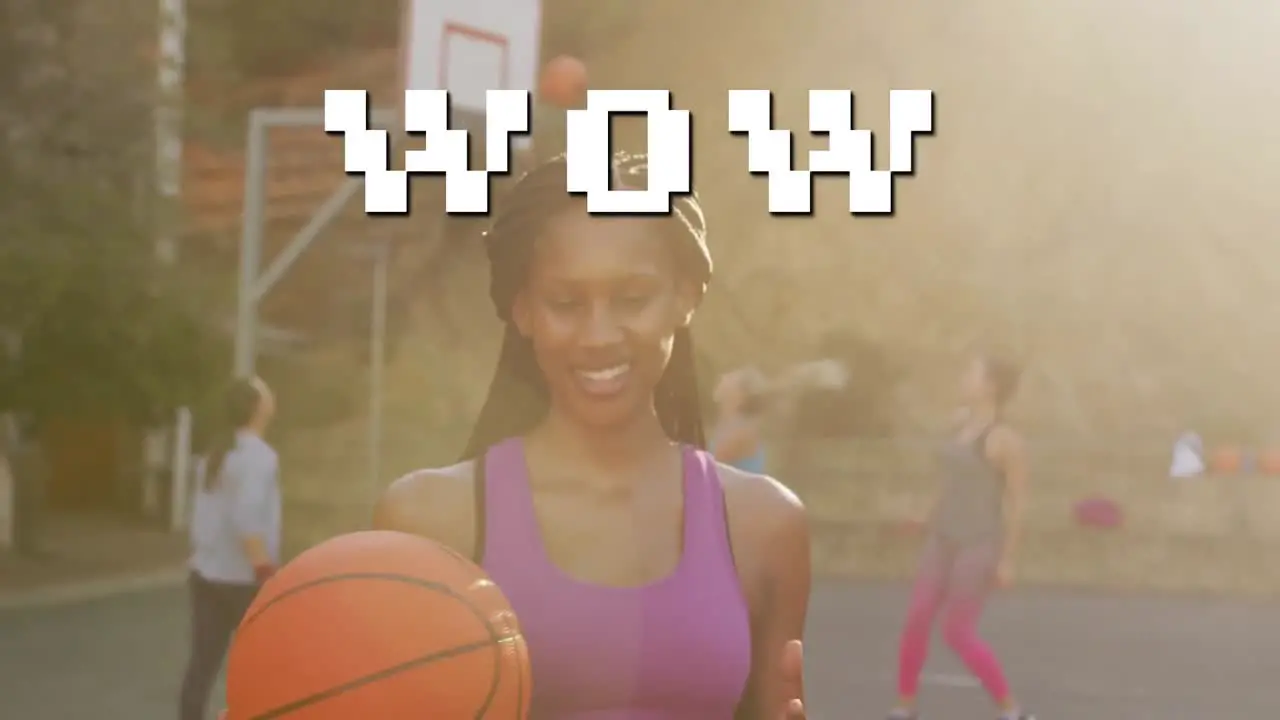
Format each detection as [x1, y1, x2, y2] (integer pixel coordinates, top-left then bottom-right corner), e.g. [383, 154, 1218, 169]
[2, 580, 1275, 718]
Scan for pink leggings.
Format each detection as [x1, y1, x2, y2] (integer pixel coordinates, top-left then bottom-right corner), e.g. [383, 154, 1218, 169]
[897, 536, 1011, 702]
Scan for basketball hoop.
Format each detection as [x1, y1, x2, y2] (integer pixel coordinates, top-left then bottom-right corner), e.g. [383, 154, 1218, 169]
[399, 0, 541, 149]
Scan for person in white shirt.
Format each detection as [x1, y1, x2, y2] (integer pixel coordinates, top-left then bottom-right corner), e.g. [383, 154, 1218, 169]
[1169, 431, 1205, 479]
[180, 376, 280, 720]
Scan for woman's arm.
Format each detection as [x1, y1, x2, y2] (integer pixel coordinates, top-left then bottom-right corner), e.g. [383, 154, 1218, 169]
[372, 462, 477, 558]
[749, 499, 810, 719]
[776, 360, 847, 393]
[726, 471, 811, 719]
[229, 453, 280, 580]
[992, 428, 1029, 571]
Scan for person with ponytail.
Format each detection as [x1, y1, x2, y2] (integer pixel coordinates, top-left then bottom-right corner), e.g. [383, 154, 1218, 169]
[887, 352, 1035, 720]
[375, 152, 812, 719]
[181, 376, 279, 720]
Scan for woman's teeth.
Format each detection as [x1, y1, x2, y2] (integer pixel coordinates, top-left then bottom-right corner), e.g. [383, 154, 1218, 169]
[576, 363, 629, 392]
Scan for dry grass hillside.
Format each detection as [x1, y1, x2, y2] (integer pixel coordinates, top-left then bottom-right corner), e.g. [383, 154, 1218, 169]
[199, 1, 1280, 592]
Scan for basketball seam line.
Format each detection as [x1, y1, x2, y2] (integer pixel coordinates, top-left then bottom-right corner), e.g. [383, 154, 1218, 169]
[236, 572, 515, 718]
[240, 572, 476, 628]
[248, 638, 501, 720]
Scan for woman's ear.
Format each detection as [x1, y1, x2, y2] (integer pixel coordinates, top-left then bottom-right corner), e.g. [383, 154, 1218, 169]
[675, 280, 702, 328]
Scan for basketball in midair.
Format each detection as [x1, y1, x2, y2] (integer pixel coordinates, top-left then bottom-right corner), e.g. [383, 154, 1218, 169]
[225, 531, 530, 719]
[539, 55, 589, 108]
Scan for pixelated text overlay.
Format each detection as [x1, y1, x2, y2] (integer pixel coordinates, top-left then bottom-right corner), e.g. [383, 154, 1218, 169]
[324, 89, 933, 215]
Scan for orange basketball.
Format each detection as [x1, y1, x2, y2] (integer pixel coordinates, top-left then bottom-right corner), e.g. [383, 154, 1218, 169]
[225, 531, 530, 719]
[538, 55, 588, 108]
[1258, 449, 1280, 475]
[1209, 445, 1242, 475]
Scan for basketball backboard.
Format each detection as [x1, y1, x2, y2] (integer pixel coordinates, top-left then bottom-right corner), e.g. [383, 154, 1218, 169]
[402, 0, 541, 119]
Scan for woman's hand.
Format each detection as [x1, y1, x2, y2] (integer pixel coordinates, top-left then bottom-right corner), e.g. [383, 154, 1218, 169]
[780, 639, 806, 718]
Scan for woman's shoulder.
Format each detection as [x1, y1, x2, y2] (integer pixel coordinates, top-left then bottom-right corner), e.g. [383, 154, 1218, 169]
[713, 460, 810, 601]
[984, 422, 1025, 465]
[385, 459, 476, 496]
[714, 460, 808, 543]
[236, 433, 278, 464]
[373, 459, 479, 557]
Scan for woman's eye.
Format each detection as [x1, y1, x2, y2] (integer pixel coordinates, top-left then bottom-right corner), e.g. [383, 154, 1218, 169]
[617, 294, 651, 310]
[547, 297, 580, 311]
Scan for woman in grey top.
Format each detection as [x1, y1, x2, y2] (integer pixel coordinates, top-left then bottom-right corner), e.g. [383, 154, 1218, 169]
[180, 377, 280, 720]
[887, 354, 1034, 720]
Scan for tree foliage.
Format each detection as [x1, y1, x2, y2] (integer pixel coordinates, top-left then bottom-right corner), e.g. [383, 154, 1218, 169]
[182, 0, 636, 97]
[0, 0, 224, 423]
[186, 0, 396, 92]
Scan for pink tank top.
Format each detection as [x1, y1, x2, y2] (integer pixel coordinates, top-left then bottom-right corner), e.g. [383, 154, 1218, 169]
[480, 438, 752, 719]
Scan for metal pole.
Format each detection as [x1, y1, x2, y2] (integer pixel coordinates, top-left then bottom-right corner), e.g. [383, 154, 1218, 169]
[0, 416, 13, 551]
[154, 0, 186, 265]
[233, 106, 397, 376]
[234, 112, 268, 377]
[253, 107, 397, 131]
[369, 242, 390, 494]
[170, 406, 193, 531]
[252, 178, 363, 301]
[0, 332, 18, 551]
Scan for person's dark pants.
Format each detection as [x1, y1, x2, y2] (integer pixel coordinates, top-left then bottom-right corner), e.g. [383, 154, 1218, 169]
[179, 571, 259, 720]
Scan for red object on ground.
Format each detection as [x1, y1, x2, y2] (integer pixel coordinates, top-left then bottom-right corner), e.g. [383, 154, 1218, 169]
[891, 518, 926, 537]
[1074, 497, 1124, 529]
[1257, 449, 1280, 475]
[1209, 446, 1243, 475]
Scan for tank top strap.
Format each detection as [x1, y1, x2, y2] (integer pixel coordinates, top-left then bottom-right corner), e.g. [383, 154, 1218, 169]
[480, 437, 542, 562]
[679, 446, 738, 573]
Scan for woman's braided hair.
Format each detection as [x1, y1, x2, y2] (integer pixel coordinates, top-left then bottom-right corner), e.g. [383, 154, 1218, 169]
[460, 151, 712, 459]
[203, 377, 265, 490]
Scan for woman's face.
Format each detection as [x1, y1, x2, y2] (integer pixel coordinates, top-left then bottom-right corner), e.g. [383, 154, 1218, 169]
[514, 210, 697, 430]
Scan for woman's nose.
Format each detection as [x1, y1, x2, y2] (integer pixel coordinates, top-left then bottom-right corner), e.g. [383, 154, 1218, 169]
[581, 303, 624, 347]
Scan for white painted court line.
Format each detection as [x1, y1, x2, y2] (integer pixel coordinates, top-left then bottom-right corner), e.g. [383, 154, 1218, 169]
[0, 565, 187, 611]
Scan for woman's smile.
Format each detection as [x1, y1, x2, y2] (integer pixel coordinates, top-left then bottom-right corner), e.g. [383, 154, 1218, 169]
[572, 362, 633, 397]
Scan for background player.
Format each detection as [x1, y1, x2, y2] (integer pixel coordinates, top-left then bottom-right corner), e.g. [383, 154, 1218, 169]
[888, 353, 1034, 720]
[181, 377, 280, 720]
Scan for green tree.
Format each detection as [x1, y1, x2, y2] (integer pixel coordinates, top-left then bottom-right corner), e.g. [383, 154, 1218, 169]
[0, 0, 224, 424]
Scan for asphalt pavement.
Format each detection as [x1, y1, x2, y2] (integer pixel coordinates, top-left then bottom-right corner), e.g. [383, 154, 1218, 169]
[1, 580, 1276, 719]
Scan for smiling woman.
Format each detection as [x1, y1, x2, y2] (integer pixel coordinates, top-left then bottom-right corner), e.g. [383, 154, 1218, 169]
[462, 150, 711, 454]
[374, 151, 813, 719]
